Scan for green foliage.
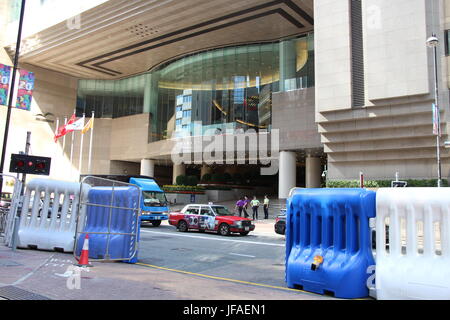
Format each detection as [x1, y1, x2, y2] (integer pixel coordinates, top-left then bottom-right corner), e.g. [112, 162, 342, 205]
[162, 185, 205, 193]
[233, 173, 243, 185]
[201, 185, 233, 191]
[175, 175, 187, 186]
[211, 173, 226, 183]
[223, 172, 233, 183]
[186, 175, 199, 186]
[201, 173, 212, 182]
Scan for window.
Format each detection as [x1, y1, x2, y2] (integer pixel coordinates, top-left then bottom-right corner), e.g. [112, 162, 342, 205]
[142, 191, 167, 207]
[212, 206, 234, 216]
[185, 206, 199, 215]
[200, 207, 214, 216]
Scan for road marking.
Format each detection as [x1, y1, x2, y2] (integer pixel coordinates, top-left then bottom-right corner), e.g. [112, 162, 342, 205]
[135, 262, 313, 295]
[135, 262, 368, 300]
[229, 253, 256, 258]
[13, 254, 55, 286]
[140, 229, 284, 247]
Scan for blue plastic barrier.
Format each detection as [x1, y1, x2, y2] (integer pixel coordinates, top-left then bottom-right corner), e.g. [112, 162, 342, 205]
[76, 186, 140, 263]
[285, 188, 376, 299]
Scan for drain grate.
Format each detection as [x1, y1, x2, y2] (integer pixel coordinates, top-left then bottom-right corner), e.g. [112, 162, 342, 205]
[0, 286, 51, 300]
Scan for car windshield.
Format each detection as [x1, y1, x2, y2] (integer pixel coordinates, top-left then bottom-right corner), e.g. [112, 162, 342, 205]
[142, 191, 167, 207]
[213, 206, 234, 216]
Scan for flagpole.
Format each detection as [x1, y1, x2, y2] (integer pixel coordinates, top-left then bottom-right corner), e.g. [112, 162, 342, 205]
[53, 117, 59, 178]
[69, 111, 75, 180]
[62, 116, 67, 156]
[88, 111, 94, 174]
[78, 113, 85, 178]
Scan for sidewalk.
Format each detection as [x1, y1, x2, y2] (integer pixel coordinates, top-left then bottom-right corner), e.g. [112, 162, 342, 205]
[0, 241, 325, 301]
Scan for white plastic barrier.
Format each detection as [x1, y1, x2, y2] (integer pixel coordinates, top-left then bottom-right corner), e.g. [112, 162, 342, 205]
[376, 188, 450, 300]
[17, 179, 90, 252]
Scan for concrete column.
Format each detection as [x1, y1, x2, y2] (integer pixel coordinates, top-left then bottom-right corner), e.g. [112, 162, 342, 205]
[140, 159, 155, 177]
[172, 163, 186, 184]
[306, 156, 322, 188]
[278, 151, 297, 199]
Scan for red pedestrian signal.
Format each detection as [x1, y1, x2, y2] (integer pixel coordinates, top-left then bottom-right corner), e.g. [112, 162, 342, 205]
[9, 154, 51, 176]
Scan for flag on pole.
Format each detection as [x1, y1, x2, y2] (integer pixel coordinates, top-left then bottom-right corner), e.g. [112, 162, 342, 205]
[433, 103, 441, 136]
[66, 117, 85, 131]
[54, 113, 76, 142]
[82, 116, 94, 134]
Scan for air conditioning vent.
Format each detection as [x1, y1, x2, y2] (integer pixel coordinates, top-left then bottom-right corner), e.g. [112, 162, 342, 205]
[126, 23, 159, 38]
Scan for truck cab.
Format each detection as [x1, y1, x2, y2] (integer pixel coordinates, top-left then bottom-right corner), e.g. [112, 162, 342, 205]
[82, 175, 169, 227]
[129, 178, 169, 226]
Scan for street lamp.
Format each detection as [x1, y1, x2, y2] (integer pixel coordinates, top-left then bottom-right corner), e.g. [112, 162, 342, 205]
[426, 34, 442, 187]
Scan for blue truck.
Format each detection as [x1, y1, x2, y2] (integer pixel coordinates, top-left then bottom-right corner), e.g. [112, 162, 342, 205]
[83, 175, 170, 227]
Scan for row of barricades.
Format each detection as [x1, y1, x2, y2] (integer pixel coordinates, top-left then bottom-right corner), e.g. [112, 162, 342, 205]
[12, 177, 141, 263]
[285, 187, 450, 300]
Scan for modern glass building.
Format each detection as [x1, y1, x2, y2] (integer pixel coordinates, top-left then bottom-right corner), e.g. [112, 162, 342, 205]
[2, 0, 446, 198]
[76, 35, 314, 142]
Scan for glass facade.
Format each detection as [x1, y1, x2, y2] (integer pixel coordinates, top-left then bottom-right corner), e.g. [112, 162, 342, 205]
[77, 74, 146, 118]
[76, 33, 314, 142]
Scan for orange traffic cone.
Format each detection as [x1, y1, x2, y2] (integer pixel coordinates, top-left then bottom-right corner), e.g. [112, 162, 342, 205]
[76, 234, 92, 267]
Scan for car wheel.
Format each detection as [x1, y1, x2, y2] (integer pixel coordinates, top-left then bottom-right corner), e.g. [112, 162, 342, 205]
[178, 220, 188, 232]
[151, 220, 162, 227]
[240, 231, 249, 236]
[218, 223, 230, 236]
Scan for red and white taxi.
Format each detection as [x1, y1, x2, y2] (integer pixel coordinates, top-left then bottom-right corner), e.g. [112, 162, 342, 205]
[169, 204, 255, 236]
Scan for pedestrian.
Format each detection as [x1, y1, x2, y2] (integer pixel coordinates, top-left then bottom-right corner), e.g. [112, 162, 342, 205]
[263, 195, 269, 219]
[250, 196, 260, 220]
[243, 195, 250, 218]
[235, 197, 245, 217]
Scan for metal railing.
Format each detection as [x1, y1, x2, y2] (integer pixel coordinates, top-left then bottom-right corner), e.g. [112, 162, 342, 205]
[73, 176, 141, 262]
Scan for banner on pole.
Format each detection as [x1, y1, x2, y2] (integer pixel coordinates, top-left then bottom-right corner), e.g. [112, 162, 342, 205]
[16, 69, 35, 111]
[0, 64, 12, 106]
[433, 103, 441, 136]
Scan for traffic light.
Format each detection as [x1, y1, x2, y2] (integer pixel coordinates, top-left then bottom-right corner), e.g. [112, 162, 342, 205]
[9, 154, 51, 176]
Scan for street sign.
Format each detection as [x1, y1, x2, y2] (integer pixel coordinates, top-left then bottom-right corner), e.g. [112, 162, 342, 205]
[9, 154, 51, 176]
